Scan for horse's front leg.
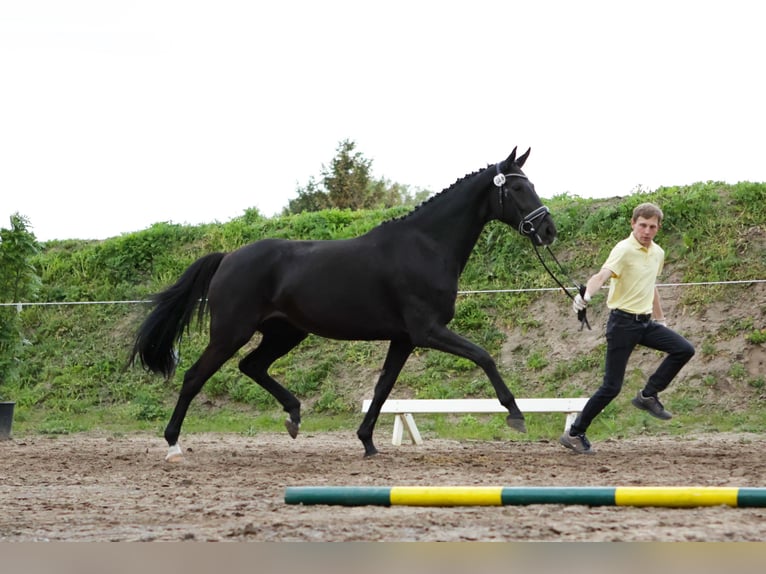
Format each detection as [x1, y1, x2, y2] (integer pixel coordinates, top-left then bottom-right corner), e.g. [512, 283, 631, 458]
[419, 326, 527, 433]
[357, 339, 414, 457]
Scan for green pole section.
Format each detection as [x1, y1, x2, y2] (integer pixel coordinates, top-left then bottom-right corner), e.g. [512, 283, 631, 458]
[285, 486, 392, 506]
[737, 488, 766, 507]
[500, 486, 616, 506]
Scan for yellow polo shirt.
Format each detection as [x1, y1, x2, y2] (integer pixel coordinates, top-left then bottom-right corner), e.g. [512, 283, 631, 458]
[602, 233, 664, 315]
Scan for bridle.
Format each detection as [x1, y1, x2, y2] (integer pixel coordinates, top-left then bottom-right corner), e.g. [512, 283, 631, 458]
[493, 163, 591, 330]
[493, 165, 550, 242]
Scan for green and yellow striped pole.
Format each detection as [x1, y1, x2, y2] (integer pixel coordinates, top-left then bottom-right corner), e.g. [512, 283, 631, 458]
[284, 486, 766, 508]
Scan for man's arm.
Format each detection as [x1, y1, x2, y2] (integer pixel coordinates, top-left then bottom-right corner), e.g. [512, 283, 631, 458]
[584, 267, 614, 299]
[573, 267, 613, 311]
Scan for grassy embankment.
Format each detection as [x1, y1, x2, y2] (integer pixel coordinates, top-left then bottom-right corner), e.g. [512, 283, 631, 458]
[4, 181, 765, 445]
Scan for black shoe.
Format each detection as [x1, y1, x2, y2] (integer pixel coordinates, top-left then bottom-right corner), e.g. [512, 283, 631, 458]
[559, 432, 595, 454]
[631, 391, 672, 420]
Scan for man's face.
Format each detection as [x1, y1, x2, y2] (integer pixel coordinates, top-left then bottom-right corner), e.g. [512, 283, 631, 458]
[631, 215, 660, 248]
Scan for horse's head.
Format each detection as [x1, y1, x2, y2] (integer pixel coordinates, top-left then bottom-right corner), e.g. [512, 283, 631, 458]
[491, 147, 557, 246]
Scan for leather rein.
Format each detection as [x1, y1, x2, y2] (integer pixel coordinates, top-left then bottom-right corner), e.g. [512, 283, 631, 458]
[493, 165, 591, 330]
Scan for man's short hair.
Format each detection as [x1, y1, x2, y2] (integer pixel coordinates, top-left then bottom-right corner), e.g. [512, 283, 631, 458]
[632, 202, 664, 223]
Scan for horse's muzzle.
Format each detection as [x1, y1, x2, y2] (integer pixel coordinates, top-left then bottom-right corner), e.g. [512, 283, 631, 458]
[534, 218, 557, 246]
[520, 207, 557, 246]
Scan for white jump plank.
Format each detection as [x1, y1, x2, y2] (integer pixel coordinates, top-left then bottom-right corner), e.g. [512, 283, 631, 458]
[361, 397, 588, 446]
[362, 397, 588, 414]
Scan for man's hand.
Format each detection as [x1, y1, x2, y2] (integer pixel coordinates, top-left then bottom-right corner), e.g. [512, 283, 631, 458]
[572, 292, 591, 313]
[654, 318, 667, 327]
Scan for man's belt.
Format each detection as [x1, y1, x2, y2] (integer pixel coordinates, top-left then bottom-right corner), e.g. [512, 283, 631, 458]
[612, 309, 652, 322]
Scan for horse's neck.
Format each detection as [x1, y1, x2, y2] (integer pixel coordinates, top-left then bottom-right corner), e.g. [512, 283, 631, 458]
[399, 182, 491, 270]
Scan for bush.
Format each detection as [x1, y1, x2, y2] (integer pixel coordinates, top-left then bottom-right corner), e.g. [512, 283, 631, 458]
[0, 213, 40, 397]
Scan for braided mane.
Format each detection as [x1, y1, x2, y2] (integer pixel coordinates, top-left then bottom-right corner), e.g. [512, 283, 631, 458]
[382, 167, 487, 225]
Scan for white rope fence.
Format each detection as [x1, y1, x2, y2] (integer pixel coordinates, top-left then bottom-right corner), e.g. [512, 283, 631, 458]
[458, 279, 766, 295]
[1, 279, 764, 309]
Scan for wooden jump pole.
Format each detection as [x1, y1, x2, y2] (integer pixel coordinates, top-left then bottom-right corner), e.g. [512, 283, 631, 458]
[284, 486, 766, 508]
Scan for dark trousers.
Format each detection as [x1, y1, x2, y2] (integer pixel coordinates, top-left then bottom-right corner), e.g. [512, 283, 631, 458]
[571, 311, 695, 434]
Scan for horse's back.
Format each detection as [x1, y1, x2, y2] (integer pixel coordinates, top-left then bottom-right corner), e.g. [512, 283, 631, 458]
[206, 232, 454, 340]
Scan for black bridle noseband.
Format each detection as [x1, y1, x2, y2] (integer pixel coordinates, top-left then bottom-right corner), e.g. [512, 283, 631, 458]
[493, 164, 591, 331]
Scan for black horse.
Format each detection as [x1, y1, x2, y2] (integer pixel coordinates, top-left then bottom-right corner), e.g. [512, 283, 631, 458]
[130, 148, 557, 460]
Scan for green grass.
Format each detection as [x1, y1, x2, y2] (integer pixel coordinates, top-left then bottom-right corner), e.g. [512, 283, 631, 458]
[8, 391, 766, 445]
[9, 401, 360, 438]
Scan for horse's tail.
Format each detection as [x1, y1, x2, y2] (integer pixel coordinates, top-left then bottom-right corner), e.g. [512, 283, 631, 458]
[129, 252, 226, 379]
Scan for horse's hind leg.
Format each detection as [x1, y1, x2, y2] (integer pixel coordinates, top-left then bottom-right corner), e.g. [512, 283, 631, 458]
[238, 318, 308, 439]
[163, 342, 240, 461]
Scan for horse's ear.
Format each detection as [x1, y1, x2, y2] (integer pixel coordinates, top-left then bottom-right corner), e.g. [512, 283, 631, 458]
[505, 147, 518, 168]
[516, 147, 531, 169]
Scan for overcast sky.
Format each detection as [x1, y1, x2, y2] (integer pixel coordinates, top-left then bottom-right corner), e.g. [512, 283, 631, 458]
[1, 1, 763, 242]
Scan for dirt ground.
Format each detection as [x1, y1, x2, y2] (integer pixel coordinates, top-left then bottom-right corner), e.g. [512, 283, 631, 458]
[1, 430, 765, 542]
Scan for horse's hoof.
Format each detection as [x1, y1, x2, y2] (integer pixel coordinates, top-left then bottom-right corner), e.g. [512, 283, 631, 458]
[506, 415, 527, 433]
[363, 448, 379, 458]
[165, 444, 184, 463]
[285, 419, 300, 439]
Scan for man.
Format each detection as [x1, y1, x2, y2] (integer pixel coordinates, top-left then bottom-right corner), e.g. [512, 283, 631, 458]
[560, 202, 695, 454]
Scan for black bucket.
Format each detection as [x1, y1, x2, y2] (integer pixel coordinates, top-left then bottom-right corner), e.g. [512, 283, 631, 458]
[0, 401, 15, 440]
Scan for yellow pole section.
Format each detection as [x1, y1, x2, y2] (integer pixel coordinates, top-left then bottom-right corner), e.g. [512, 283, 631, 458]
[615, 486, 740, 507]
[390, 486, 504, 506]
